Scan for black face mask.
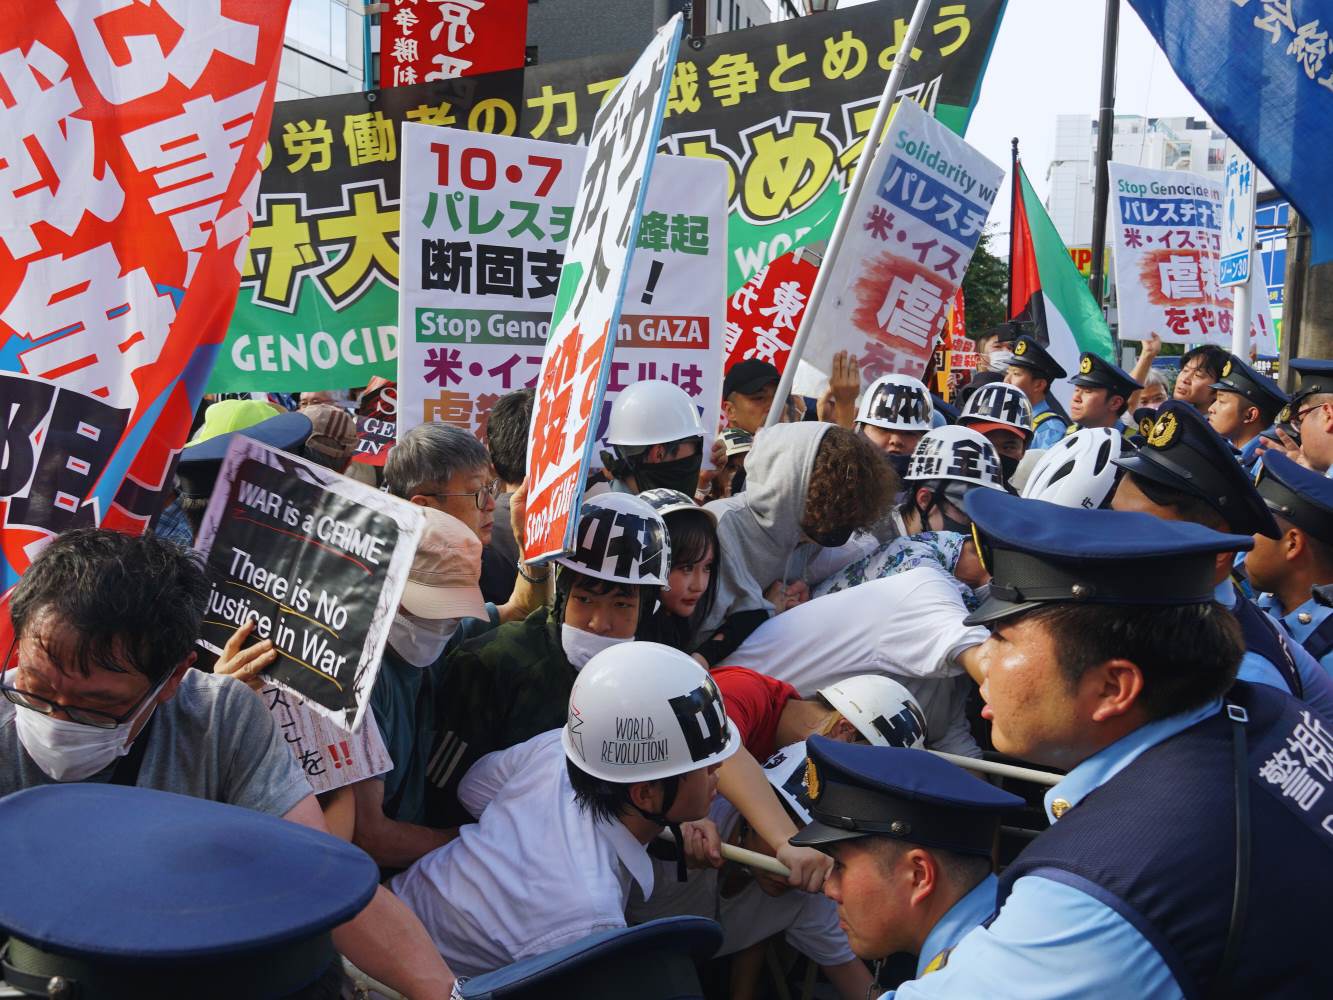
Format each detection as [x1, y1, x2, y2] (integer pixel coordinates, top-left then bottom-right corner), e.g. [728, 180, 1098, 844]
[917, 487, 972, 536]
[632, 451, 704, 497]
[884, 452, 913, 478]
[998, 453, 1020, 487]
[805, 522, 855, 548]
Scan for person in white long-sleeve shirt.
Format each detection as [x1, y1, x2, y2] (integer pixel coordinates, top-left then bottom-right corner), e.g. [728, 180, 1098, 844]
[390, 643, 741, 977]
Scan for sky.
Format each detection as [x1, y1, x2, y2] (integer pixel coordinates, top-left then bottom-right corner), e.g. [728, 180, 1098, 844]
[844, 0, 1208, 243]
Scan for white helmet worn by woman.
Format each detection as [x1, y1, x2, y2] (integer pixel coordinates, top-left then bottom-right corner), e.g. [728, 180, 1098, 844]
[856, 374, 934, 432]
[1020, 427, 1124, 510]
[817, 675, 928, 749]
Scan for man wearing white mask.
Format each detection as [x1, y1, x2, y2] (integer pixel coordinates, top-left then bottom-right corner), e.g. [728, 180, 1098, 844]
[0, 528, 457, 998]
[350, 508, 489, 870]
[422, 493, 671, 829]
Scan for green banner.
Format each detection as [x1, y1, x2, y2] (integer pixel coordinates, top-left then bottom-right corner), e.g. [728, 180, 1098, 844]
[210, 0, 1007, 392]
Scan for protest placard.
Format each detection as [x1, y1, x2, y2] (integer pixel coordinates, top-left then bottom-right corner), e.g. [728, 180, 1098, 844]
[397, 126, 726, 453]
[1108, 162, 1235, 345]
[381, 0, 528, 87]
[793, 97, 1002, 394]
[0, 3, 288, 599]
[261, 684, 393, 795]
[195, 436, 424, 731]
[522, 17, 683, 563]
[724, 251, 819, 377]
[209, 0, 1006, 394]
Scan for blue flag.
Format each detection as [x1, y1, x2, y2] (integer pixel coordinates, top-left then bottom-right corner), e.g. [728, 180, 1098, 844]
[1128, 0, 1333, 264]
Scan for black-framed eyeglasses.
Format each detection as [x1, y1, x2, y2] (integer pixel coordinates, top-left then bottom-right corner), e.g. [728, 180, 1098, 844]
[1294, 401, 1326, 426]
[0, 642, 163, 729]
[428, 479, 500, 510]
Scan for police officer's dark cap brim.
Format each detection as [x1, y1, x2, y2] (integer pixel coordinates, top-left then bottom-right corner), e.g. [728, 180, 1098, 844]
[459, 916, 722, 1000]
[0, 784, 377, 996]
[1257, 451, 1333, 546]
[1005, 354, 1062, 380]
[789, 817, 878, 848]
[961, 489, 1254, 627]
[176, 411, 313, 501]
[1289, 358, 1333, 405]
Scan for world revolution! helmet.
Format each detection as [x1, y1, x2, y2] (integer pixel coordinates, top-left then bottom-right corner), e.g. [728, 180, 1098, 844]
[904, 426, 1006, 491]
[562, 642, 741, 783]
[1021, 427, 1124, 510]
[856, 374, 934, 433]
[555, 493, 671, 587]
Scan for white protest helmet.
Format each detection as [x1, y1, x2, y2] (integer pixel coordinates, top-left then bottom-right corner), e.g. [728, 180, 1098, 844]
[960, 382, 1034, 440]
[605, 380, 705, 449]
[554, 493, 671, 587]
[817, 675, 928, 748]
[856, 374, 934, 432]
[562, 642, 741, 782]
[904, 425, 1006, 491]
[637, 488, 717, 525]
[762, 742, 815, 824]
[1021, 427, 1124, 510]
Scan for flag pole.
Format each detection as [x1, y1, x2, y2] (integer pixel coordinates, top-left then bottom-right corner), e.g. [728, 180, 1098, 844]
[762, 0, 934, 428]
[1008, 137, 1020, 318]
[1087, 0, 1120, 353]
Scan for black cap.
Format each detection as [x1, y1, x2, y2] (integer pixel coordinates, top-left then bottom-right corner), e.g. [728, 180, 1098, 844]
[723, 359, 781, 399]
[176, 411, 312, 501]
[1288, 359, 1333, 408]
[1211, 354, 1289, 419]
[1112, 400, 1281, 538]
[1255, 451, 1333, 545]
[1070, 352, 1142, 398]
[962, 489, 1254, 626]
[788, 736, 1022, 857]
[1007, 336, 1067, 382]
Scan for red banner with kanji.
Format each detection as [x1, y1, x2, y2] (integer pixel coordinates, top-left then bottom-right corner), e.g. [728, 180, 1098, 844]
[0, 1, 290, 597]
[724, 250, 818, 376]
[381, 0, 528, 87]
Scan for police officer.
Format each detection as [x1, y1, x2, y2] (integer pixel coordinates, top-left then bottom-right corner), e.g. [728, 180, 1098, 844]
[1274, 358, 1333, 475]
[0, 783, 382, 998]
[1207, 353, 1289, 469]
[1249, 451, 1333, 676]
[789, 737, 1021, 978]
[891, 488, 1333, 999]
[1111, 401, 1333, 717]
[1003, 335, 1070, 448]
[457, 916, 722, 1000]
[1066, 351, 1142, 438]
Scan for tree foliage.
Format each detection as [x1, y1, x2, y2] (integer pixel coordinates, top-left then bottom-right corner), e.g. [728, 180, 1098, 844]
[962, 228, 1008, 339]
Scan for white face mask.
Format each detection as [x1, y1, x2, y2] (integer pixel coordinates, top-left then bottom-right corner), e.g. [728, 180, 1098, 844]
[14, 676, 167, 783]
[988, 349, 1015, 372]
[561, 624, 632, 670]
[389, 611, 460, 668]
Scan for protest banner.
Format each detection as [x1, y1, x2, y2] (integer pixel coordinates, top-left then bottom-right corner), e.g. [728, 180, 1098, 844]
[210, 0, 1006, 394]
[397, 125, 726, 452]
[1108, 162, 1237, 345]
[791, 97, 1002, 395]
[0, 3, 288, 599]
[523, 17, 681, 564]
[353, 380, 399, 466]
[724, 250, 819, 377]
[381, 0, 528, 87]
[195, 436, 425, 731]
[261, 683, 393, 795]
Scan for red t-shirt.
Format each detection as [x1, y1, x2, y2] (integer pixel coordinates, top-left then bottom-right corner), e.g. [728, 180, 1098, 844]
[711, 666, 801, 762]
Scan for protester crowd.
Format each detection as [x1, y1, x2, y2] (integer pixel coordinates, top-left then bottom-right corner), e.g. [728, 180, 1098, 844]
[3, 330, 1333, 1000]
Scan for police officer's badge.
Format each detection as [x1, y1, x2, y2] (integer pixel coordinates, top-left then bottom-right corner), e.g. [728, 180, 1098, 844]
[1222, 359, 1233, 379]
[804, 758, 821, 802]
[1014, 340, 1028, 357]
[1079, 356, 1093, 375]
[1139, 414, 1156, 439]
[1147, 411, 1179, 449]
[1279, 404, 1292, 424]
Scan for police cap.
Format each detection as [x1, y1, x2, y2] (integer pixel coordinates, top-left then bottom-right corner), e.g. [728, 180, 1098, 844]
[1255, 451, 1333, 546]
[1210, 354, 1289, 420]
[788, 736, 1022, 857]
[0, 784, 377, 999]
[458, 916, 722, 1000]
[961, 489, 1254, 626]
[1112, 400, 1281, 538]
[1070, 352, 1142, 399]
[1288, 358, 1333, 407]
[1006, 336, 1068, 382]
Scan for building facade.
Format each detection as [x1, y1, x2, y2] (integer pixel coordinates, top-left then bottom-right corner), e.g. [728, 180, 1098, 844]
[278, 0, 367, 101]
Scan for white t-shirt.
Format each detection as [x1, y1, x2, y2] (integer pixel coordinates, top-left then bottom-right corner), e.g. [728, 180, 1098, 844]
[724, 566, 987, 755]
[390, 729, 654, 978]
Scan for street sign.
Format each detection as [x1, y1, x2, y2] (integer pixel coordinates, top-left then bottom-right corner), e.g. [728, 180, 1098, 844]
[1220, 142, 1255, 287]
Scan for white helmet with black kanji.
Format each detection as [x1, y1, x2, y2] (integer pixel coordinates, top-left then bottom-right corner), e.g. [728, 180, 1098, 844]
[904, 426, 1006, 491]
[554, 493, 671, 588]
[856, 374, 934, 433]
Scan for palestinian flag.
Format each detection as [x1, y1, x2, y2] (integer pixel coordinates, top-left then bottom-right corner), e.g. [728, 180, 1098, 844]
[1009, 159, 1115, 399]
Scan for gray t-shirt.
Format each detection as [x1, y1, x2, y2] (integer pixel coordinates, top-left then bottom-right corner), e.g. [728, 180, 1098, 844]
[0, 670, 313, 816]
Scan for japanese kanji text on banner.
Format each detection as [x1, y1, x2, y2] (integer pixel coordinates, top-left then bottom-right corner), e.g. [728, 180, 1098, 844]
[397, 125, 726, 455]
[725, 251, 819, 376]
[1108, 162, 1236, 345]
[381, 0, 528, 86]
[522, 16, 683, 564]
[194, 436, 425, 732]
[0, 2, 289, 598]
[794, 97, 1002, 393]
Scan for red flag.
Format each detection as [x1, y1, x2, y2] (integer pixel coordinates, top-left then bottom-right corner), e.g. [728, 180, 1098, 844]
[381, 0, 528, 87]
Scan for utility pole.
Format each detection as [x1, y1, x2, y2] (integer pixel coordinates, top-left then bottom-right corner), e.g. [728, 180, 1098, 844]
[1087, 0, 1120, 320]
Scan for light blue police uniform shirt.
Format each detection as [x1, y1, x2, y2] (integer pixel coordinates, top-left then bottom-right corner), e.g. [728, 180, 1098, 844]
[1238, 435, 1264, 473]
[1029, 399, 1069, 450]
[1256, 592, 1333, 680]
[886, 700, 1223, 1000]
[913, 873, 998, 978]
[1216, 581, 1333, 718]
